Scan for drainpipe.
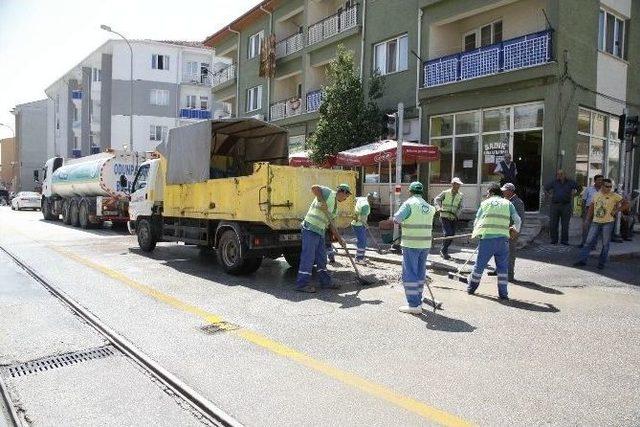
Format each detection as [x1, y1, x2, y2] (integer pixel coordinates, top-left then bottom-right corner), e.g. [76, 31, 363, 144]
[260, 4, 273, 120]
[228, 26, 241, 117]
[415, 8, 423, 142]
[175, 49, 181, 128]
[359, 0, 367, 80]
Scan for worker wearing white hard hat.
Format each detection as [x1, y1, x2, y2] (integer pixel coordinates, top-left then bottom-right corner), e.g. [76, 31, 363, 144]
[434, 177, 464, 260]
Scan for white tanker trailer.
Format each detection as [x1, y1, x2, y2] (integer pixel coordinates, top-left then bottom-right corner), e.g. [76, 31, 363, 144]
[39, 150, 149, 228]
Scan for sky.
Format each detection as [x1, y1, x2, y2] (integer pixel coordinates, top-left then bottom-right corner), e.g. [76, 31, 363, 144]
[0, 0, 261, 140]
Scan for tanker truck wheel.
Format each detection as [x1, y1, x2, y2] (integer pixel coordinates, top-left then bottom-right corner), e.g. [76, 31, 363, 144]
[62, 200, 72, 225]
[137, 219, 157, 252]
[79, 201, 91, 229]
[69, 200, 80, 227]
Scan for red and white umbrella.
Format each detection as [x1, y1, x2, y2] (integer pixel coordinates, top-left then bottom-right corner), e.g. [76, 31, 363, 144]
[335, 140, 439, 167]
[289, 151, 336, 168]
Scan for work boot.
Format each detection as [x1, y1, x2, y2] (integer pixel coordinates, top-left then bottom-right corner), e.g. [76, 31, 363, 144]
[399, 305, 422, 314]
[487, 271, 498, 276]
[439, 249, 451, 260]
[296, 285, 317, 293]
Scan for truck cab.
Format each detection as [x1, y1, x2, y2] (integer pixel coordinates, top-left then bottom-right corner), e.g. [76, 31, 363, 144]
[41, 157, 63, 199]
[128, 158, 163, 223]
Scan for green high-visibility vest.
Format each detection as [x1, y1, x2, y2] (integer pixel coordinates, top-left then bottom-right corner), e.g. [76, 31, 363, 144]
[440, 189, 463, 220]
[351, 196, 370, 226]
[303, 190, 337, 233]
[400, 196, 435, 249]
[472, 196, 511, 239]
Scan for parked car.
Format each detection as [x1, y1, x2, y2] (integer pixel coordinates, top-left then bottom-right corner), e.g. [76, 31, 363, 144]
[11, 191, 41, 211]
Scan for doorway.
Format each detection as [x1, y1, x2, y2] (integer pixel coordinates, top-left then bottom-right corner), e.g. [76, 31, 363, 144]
[513, 130, 542, 211]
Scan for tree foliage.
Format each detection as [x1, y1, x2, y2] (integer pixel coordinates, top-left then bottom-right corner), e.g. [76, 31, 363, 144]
[308, 45, 385, 164]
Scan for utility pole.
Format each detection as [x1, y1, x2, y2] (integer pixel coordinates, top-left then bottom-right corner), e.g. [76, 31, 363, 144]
[392, 103, 404, 244]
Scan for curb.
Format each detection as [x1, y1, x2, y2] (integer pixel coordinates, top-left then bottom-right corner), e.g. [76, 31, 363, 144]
[334, 247, 459, 272]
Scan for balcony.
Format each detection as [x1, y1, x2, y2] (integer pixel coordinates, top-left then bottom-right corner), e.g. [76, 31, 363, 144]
[71, 90, 82, 100]
[179, 108, 212, 120]
[276, 33, 304, 59]
[270, 97, 304, 121]
[211, 64, 236, 89]
[423, 30, 552, 88]
[306, 90, 324, 113]
[308, 5, 358, 46]
[182, 74, 212, 86]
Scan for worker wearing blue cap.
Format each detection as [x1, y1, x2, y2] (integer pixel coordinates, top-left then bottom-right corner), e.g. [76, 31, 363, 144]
[296, 183, 352, 293]
[393, 181, 435, 314]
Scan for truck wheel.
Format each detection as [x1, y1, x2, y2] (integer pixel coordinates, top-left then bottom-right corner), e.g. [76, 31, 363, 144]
[242, 257, 263, 274]
[62, 200, 72, 225]
[283, 252, 301, 270]
[42, 199, 53, 220]
[79, 201, 90, 229]
[216, 229, 247, 275]
[69, 200, 80, 227]
[137, 219, 157, 252]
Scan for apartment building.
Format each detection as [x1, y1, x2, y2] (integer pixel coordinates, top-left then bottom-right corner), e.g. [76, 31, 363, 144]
[205, 0, 639, 212]
[11, 100, 50, 192]
[45, 39, 219, 156]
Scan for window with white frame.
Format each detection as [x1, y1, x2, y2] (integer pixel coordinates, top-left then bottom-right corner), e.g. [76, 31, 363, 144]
[92, 68, 101, 82]
[149, 89, 169, 106]
[152, 54, 170, 70]
[184, 61, 198, 80]
[248, 31, 264, 59]
[576, 107, 621, 186]
[463, 20, 503, 52]
[200, 96, 209, 110]
[374, 34, 409, 75]
[598, 9, 627, 59]
[246, 85, 262, 112]
[186, 95, 197, 109]
[149, 125, 168, 142]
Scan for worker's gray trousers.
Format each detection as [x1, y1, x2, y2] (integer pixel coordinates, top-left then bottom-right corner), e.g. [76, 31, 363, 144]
[508, 237, 517, 281]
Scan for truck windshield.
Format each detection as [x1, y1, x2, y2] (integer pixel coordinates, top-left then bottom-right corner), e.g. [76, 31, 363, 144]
[133, 164, 150, 191]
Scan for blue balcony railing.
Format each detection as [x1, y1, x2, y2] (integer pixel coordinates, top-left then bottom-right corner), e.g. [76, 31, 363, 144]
[424, 30, 552, 88]
[71, 90, 83, 100]
[306, 90, 324, 113]
[179, 108, 212, 120]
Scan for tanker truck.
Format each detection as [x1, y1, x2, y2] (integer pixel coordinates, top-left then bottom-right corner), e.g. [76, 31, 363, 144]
[40, 150, 148, 228]
[127, 118, 356, 275]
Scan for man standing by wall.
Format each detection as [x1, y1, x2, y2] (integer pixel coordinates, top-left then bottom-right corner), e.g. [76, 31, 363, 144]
[434, 177, 464, 260]
[494, 152, 517, 186]
[467, 183, 522, 300]
[544, 170, 580, 245]
[393, 182, 435, 314]
[580, 174, 603, 248]
[574, 178, 623, 270]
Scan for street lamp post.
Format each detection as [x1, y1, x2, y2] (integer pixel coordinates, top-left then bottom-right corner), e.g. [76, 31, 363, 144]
[0, 122, 15, 138]
[101, 25, 133, 152]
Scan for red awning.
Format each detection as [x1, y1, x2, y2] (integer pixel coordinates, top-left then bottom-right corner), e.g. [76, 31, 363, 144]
[289, 151, 336, 168]
[335, 140, 440, 167]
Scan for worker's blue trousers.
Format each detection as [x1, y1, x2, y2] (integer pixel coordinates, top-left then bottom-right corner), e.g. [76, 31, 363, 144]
[402, 247, 429, 307]
[296, 228, 331, 289]
[352, 225, 367, 260]
[467, 237, 509, 298]
[325, 241, 336, 262]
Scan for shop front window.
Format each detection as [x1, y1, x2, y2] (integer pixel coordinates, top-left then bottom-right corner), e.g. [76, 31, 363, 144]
[429, 137, 453, 184]
[364, 164, 380, 183]
[481, 133, 509, 183]
[380, 162, 418, 183]
[454, 136, 478, 184]
[576, 107, 620, 186]
[514, 103, 543, 129]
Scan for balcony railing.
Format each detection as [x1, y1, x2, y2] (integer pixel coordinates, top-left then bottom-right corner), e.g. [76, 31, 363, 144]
[211, 64, 236, 88]
[276, 32, 304, 59]
[179, 108, 212, 120]
[308, 5, 358, 46]
[423, 30, 552, 88]
[270, 97, 304, 121]
[182, 73, 212, 86]
[306, 90, 324, 113]
[71, 90, 82, 100]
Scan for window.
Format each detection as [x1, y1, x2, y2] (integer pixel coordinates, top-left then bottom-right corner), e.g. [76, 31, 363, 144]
[152, 54, 170, 70]
[246, 85, 262, 112]
[200, 96, 209, 110]
[92, 68, 101, 82]
[149, 89, 169, 106]
[201, 63, 210, 83]
[575, 108, 621, 186]
[599, 9, 627, 59]
[133, 164, 150, 192]
[374, 34, 408, 75]
[185, 61, 198, 80]
[149, 125, 168, 142]
[248, 31, 264, 59]
[463, 20, 502, 51]
[186, 95, 197, 109]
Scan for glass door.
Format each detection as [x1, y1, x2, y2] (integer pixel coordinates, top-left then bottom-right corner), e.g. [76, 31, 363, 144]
[513, 130, 542, 211]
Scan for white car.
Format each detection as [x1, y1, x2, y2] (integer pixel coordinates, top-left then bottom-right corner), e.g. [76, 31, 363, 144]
[11, 191, 41, 211]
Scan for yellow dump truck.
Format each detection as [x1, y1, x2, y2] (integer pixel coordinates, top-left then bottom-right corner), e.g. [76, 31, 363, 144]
[127, 118, 356, 274]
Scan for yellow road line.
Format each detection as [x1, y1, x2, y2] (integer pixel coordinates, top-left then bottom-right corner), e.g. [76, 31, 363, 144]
[51, 245, 472, 427]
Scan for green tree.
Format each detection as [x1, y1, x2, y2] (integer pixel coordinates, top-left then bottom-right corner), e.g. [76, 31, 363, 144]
[308, 45, 384, 164]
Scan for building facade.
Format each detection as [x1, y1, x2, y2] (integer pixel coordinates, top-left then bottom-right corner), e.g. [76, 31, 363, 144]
[205, 0, 639, 213]
[11, 100, 49, 192]
[0, 137, 17, 190]
[45, 39, 219, 157]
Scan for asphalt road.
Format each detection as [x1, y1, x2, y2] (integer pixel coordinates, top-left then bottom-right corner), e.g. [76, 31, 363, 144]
[1, 206, 639, 426]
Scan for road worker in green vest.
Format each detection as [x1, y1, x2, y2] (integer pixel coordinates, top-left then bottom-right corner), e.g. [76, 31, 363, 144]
[467, 183, 522, 300]
[393, 181, 435, 314]
[434, 177, 464, 260]
[351, 192, 373, 265]
[296, 183, 351, 293]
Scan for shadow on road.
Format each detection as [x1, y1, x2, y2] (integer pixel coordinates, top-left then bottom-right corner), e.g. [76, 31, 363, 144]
[129, 245, 386, 310]
[434, 285, 560, 313]
[416, 310, 476, 333]
[37, 218, 130, 237]
[512, 280, 564, 295]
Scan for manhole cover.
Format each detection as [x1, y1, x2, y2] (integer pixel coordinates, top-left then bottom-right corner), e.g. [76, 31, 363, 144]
[2, 345, 115, 378]
[200, 322, 239, 334]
